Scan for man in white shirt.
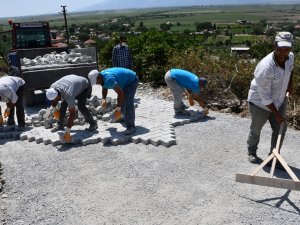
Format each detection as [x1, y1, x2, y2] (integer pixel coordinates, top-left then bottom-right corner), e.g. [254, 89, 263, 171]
[247, 32, 294, 163]
[0, 76, 26, 129]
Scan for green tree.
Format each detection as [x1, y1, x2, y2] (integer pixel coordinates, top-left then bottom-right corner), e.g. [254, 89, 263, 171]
[195, 22, 213, 32]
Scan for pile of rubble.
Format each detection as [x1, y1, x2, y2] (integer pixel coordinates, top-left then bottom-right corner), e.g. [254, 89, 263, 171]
[20, 50, 95, 68]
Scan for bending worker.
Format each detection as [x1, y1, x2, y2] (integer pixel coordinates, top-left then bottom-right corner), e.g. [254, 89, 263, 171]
[247, 31, 294, 164]
[164, 68, 208, 116]
[88, 67, 139, 135]
[46, 75, 98, 142]
[0, 75, 26, 130]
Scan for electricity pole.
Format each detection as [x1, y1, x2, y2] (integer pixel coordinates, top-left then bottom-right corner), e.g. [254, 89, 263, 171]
[61, 5, 69, 47]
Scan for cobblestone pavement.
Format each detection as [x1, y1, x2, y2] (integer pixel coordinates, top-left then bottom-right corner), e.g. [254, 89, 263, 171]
[0, 85, 206, 147]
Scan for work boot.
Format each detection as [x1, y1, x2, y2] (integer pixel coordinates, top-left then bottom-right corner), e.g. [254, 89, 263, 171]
[85, 123, 98, 131]
[248, 153, 259, 164]
[7, 121, 16, 126]
[17, 125, 26, 132]
[124, 127, 136, 135]
[175, 109, 189, 116]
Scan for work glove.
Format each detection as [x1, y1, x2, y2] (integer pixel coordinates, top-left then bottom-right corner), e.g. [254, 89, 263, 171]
[53, 107, 60, 120]
[0, 115, 3, 126]
[4, 108, 11, 118]
[114, 106, 122, 121]
[188, 96, 195, 106]
[203, 107, 209, 116]
[63, 127, 71, 143]
[101, 99, 107, 108]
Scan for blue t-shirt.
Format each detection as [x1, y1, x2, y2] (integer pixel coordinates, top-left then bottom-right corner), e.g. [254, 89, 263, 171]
[100, 67, 137, 89]
[170, 69, 200, 94]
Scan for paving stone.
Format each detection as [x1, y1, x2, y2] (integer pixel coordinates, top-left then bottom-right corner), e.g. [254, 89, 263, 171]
[4, 92, 205, 147]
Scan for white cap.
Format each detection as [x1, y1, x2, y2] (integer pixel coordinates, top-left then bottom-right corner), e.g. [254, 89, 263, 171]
[88, 70, 99, 86]
[275, 31, 293, 48]
[46, 88, 58, 101]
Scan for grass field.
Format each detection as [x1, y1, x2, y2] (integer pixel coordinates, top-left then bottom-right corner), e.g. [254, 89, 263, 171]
[1, 4, 300, 30]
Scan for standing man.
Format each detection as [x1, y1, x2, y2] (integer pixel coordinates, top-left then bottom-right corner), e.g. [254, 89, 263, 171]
[112, 35, 133, 69]
[88, 68, 139, 135]
[0, 75, 26, 130]
[164, 68, 208, 116]
[247, 31, 294, 163]
[46, 75, 98, 142]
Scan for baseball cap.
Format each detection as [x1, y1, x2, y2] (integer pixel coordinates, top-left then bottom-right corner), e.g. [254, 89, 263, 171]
[88, 69, 99, 86]
[275, 32, 293, 48]
[46, 88, 58, 101]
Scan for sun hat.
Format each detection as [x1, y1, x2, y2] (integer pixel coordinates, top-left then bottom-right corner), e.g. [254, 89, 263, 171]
[46, 88, 58, 101]
[275, 31, 293, 48]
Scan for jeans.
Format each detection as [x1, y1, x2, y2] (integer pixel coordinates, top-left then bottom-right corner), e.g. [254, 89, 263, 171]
[58, 84, 96, 127]
[7, 84, 25, 126]
[122, 76, 139, 128]
[164, 71, 185, 111]
[247, 98, 288, 155]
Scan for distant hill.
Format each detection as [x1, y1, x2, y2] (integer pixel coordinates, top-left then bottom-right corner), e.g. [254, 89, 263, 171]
[80, 0, 299, 12]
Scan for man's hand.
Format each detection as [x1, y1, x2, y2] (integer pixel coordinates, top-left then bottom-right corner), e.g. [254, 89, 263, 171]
[63, 128, 71, 143]
[53, 107, 60, 120]
[0, 116, 4, 126]
[274, 112, 285, 124]
[203, 107, 209, 116]
[4, 108, 11, 118]
[101, 99, 107, 108]
[188, 96, 195, 106]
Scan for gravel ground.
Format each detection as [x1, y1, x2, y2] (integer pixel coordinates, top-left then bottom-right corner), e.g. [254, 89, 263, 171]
[1, 86, 300, 225]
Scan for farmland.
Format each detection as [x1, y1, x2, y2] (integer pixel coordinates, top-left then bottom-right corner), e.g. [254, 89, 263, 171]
[1, 4, 300, 30]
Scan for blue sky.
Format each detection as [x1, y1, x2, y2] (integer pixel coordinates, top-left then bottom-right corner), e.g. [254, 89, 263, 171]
[1, 0, 105, 18]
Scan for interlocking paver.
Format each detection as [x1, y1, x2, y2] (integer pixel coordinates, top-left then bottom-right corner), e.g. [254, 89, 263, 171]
[1, 87, 206, 147]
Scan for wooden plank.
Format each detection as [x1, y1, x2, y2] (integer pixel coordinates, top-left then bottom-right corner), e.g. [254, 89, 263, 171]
[273, 151, 300, 181]
[236, 173, 300, 191]
[250, 153, 274, 176]
[270, 158, 277, 177]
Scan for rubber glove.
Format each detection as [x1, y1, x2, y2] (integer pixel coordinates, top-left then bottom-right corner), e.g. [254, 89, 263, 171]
[4, 108, 10, 118]
[203, 107, 209, 116]
[63, 127, 71, 143]
[188, 96, 195, 106]
[0, 115, 3, 126]
[53, 107, 60, 120]
[114, 106, 122, 121]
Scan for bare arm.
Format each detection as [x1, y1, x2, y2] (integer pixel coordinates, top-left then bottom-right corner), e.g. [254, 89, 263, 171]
[266, 103, 284, 124]
[67, 107, 76, 129]
[192, 93, 206, 109]
[102, 88, 108, 100]
[113, 85, 124, 107]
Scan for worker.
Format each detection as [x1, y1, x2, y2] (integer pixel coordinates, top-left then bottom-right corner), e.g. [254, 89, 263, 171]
[164, 68, 209, 116]
[0, 76, 26, 130]
[247, 31, 294, 164]
[46, 75, 98, 142]
[112, 35, 133, 69]
[88, 68, 139, 135]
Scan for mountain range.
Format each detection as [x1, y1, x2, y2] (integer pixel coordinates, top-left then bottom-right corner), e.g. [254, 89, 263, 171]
[80, 0, 299, 12]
